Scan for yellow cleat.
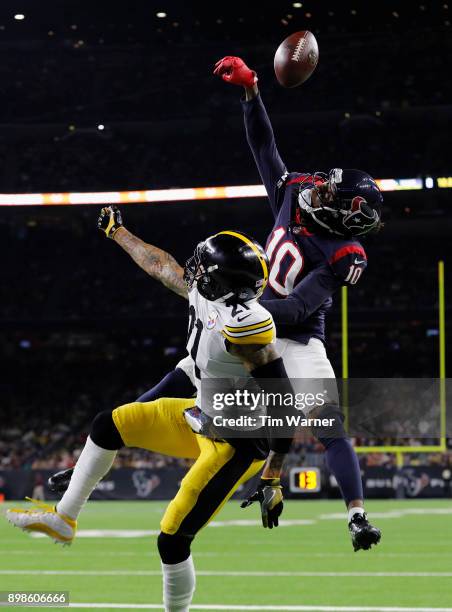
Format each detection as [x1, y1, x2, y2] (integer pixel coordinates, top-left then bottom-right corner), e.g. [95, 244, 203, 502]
[5, 497, 77, 545]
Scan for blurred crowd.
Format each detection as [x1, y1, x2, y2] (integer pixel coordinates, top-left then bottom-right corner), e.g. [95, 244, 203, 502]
[1, 1, 451, 473]
[2, 420, 450, 473]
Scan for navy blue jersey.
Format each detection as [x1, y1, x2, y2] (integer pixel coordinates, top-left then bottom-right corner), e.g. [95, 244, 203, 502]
[242, 94, 367, 344]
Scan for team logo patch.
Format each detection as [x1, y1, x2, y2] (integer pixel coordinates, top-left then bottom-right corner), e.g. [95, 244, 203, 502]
[206, 311, 218, 330]
[343, 196, 379, 235]
[351, 195, 366, 212]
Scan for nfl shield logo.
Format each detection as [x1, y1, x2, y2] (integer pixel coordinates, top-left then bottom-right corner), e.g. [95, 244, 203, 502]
[206, 311, 218, 330]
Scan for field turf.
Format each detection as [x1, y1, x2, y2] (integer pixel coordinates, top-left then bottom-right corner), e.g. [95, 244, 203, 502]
[1, 499, 452, 611]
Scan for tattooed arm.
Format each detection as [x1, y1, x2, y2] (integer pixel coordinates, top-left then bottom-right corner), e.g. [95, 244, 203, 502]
[113, 227, 188, 299]
[261, 450, 286, 479]
[97, 205, 187, 299]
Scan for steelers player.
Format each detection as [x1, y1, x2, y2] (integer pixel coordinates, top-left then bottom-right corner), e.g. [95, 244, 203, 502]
[44, 57, 383, 554]
[7, 214, 295, 612]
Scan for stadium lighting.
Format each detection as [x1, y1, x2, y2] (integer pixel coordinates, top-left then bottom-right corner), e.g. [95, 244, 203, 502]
[14, 14, 25, 21]
[0, 177, 443, 207]
[156, 12, 167, 18]
[97, 124, 105, 131]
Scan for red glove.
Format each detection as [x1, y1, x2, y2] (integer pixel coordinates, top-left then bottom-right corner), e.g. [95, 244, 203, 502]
[213, 56, 257, 88]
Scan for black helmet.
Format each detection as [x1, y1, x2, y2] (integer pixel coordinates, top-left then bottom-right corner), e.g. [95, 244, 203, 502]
[183, 230, 269, 302]
[298, 168, 383, 237]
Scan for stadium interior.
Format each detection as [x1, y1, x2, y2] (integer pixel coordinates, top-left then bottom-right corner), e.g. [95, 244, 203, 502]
[1, 2, 452, 611]
[1, 1, 451, 481]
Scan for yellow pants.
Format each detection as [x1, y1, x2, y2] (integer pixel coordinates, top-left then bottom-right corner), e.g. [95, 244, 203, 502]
[112, 398, 265, 537]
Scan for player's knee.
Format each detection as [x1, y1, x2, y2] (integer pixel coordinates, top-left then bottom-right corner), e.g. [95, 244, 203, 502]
[157, 531, 192, 564]
[311, 404, 347, 447]
[90, 409, 124, 450]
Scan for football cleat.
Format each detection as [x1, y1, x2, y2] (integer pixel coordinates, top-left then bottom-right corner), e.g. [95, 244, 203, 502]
[5, 497, 77, 545]
[48, 467, 74, 493]
[348, 513, 381, 551]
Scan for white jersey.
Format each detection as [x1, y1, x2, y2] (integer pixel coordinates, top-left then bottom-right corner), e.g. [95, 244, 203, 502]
[186, 287, 275, 418]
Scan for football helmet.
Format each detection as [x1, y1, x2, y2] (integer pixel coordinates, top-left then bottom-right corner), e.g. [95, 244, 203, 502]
[184, 230, 269, 302]
[298, 168, 383, 237]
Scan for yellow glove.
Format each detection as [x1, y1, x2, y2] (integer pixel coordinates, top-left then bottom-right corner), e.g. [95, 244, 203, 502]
[98, 205, 123, 239]
[241, 478, 283, 528]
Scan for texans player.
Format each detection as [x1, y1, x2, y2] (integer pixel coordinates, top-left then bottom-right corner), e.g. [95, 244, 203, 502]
[7, 228, 294, 612]
[211, 56, 382, 549]
[45, 57, 382, 551]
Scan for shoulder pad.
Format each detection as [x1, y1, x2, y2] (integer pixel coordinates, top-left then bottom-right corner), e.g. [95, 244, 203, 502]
[328, 243, 367, 285]
[286, 173, 317, 187]
[221, 302, 275, 346]
[277, 171, 313, 190]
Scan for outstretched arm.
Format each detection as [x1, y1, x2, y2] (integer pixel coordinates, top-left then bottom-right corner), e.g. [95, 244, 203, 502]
[114, 227, 188, 299]
[213, 56, 287, 216]
[98, 206, 188, 299]
[241, 89, 287, 201]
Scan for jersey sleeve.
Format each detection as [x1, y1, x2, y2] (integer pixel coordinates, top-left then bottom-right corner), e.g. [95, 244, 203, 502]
[241, 93, 287, 217]
[261, 265, 341, 325]
[328, 243, 368, 285]
[221, 305, 276, 346]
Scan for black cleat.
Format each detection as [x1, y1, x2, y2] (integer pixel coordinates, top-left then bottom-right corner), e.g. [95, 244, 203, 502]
[48, 468, 74, 493]
[348, 513, 381, 551]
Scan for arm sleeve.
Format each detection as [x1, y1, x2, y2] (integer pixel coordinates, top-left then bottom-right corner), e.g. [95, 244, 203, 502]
[329, 245, 367, 286]
[260, 265, 343, 325]
[241, 93, 287, 216]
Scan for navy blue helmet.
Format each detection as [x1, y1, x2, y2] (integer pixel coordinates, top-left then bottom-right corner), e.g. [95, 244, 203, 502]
[298, 168, 383, 237]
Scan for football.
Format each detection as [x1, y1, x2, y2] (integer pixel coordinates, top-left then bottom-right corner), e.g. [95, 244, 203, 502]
[274, 30, 319, 88]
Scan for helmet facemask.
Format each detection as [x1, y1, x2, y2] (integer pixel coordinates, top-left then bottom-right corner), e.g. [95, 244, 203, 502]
[183, 243, 228, 301]
[298, 169, 381, 237]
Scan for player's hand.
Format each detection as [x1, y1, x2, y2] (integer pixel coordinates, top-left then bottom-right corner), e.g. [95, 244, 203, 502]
[213, 56, 257, 88]
[98, 205, 123, 239]
[241, 478, 283, 528]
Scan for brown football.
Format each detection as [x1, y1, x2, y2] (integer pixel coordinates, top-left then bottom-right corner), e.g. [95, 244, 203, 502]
[274, 30, 319, 88]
